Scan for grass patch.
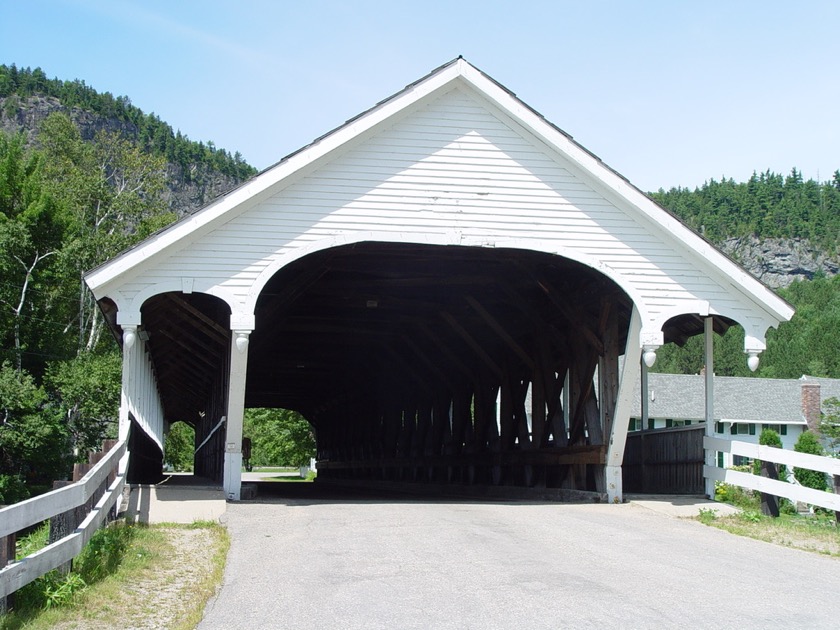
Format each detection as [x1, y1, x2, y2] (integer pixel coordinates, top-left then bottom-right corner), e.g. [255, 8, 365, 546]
[701, 478, 840, 557]
[1, 521, 229, 630]
[702, 510, 840, 556]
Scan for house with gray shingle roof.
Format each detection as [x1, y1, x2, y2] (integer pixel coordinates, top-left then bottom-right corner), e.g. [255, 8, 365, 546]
[629, 373, 840, 466]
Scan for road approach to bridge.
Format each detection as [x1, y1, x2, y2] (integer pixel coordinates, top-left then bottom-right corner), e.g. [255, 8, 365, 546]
[199, 485, 840, 629]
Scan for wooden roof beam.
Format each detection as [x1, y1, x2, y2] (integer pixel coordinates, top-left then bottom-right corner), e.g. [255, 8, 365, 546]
[416, 322, 476, 383]
[163, 293, 230, 342]
[440, 310, 504, 381]
[465, 295, 535, 371]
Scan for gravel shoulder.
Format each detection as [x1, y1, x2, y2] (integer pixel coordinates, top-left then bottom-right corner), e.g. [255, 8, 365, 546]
[47, 525, 225, 630]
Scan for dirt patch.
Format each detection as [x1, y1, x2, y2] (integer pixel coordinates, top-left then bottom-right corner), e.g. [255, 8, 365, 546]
[51, 526, 221, 630]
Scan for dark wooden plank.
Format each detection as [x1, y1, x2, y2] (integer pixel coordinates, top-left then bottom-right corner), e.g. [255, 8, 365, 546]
[465, 295, 535, 370]
[440, 310, 504, 380]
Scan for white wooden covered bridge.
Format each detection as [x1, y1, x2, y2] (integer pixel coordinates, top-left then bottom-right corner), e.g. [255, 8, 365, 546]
[84, 58, 793, 502]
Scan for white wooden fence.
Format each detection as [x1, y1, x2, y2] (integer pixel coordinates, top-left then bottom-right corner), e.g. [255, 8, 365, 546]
[0, 440, 128, 600]
[704, 436, 840, 511]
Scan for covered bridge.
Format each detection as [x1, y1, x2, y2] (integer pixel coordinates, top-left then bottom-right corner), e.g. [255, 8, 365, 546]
[84, 58, 793, 502]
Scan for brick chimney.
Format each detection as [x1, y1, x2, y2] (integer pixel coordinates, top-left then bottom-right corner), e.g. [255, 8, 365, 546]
[801, 382, 821, 432]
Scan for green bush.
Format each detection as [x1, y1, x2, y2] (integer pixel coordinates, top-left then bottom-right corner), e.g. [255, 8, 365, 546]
[43, 573, 86, 609]
[753, 429, 786, 479]
[164, 421, 195, 472]
[73, 522, 136, 584]
[793, 430, 828, 491]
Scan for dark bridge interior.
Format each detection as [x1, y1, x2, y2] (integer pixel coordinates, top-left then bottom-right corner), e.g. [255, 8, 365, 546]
[249, 243, 629, 413]
[109, 242, 724, 493]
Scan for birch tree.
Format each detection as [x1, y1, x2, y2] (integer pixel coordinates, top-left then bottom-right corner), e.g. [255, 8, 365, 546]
[38, 112, 174, 352]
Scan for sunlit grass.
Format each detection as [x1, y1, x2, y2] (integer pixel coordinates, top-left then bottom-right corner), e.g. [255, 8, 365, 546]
[0, 521, 229, 630]
[699, 486, 840, 557]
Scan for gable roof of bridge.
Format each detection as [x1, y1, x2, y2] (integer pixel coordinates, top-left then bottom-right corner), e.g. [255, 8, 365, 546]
[85, 57, 793, 342]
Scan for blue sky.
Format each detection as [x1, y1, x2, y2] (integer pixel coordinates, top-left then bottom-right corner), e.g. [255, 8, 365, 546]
[2, 0, 838, 192]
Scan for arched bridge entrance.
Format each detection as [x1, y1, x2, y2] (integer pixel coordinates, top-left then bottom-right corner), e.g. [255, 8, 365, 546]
[251, 242, 632, 494]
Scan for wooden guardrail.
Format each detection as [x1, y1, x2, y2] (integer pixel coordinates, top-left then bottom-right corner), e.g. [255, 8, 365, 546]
[704, 436, 840, 512]
[0, 439, 128, 601]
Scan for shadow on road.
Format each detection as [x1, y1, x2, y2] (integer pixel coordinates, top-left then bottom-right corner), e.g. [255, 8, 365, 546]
[247, 479, 607, 507]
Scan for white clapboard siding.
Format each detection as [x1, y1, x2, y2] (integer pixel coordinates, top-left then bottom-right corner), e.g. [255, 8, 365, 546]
[112, 87, 766, 333]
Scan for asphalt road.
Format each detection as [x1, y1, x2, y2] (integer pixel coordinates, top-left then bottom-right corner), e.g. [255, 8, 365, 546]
[199, 485, 840, 629]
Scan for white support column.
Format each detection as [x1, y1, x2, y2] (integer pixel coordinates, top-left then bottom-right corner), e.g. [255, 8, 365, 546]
[223, 330, 250, 501]
[640, 355, 649, 432]
[605, 306, 643, 503]
[118, 324, 137, 442]
[704, 316, 715, 500]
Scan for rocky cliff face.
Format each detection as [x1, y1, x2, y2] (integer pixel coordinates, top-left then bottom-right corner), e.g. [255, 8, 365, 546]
[720, 236, 839, 288]
[0, 95, 247, 217]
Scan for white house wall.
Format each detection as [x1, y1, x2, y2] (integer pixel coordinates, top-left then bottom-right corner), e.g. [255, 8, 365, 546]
[107, 87, 778, 343]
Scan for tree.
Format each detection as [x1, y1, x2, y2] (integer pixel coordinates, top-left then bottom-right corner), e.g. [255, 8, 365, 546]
[793, 431, 827, 491]
[0, 362, 70, 502]
[821, 397, 840, 454]
[0, 132, 69, 374]
[44, 351, 121, 457]
[38, 112, 175, 352]
[164, 422, 195, 472]
[243, 408, 316, 468]
[753, 428, 786, 479]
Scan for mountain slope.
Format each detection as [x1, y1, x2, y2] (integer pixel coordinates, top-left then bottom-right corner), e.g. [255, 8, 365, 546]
[0, 64, 257, 216]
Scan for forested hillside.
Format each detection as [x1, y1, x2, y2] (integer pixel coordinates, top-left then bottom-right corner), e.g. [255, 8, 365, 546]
[652, 169, 840, 252]
[0, 66, 257, 503]
[0, 64, 257, 215]
[651, 170, 840, 380]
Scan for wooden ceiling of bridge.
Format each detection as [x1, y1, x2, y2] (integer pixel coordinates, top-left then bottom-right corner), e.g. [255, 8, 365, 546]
[140, 292, 231, 426]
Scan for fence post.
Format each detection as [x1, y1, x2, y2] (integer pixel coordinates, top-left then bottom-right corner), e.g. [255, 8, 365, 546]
[760, 461, 780, 517]
[103, 439, 119, 520]
[49, 480, 77, 576]
[0, 531, 15, 613]
[835, 475, 840, 525]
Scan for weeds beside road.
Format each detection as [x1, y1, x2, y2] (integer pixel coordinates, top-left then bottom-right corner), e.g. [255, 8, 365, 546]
[0, 521, 228, 630]
[697, 507, 840, 556]
[697, 479, 840, 557]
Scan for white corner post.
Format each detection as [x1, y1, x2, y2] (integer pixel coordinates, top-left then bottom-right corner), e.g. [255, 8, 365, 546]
[224, 323, 252, 501]
[117, 313, 141, 442]
[704, 316, 715, 499]
[605, 306, 644, 503]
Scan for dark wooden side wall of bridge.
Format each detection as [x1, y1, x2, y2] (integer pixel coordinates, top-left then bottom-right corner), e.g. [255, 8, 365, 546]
[192, 364, 229, 483]
[314, 305, 624, 494]
[623, 425, 705, 494]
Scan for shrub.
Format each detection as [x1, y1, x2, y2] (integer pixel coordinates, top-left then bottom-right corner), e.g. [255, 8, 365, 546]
[753, 428, 786, 479]
[793, 430, 827, 491]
